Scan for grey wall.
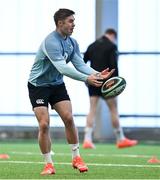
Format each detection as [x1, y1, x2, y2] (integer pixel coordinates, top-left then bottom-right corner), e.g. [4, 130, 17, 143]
[93, 0, 118, 141]
[96, 0, 118, 38]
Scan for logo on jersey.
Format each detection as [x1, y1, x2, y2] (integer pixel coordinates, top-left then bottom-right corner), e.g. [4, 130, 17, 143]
[36, 99, 44, 104]
[64, 52, 69, 61]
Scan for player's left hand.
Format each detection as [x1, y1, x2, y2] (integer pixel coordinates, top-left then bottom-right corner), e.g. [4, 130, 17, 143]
[96, 68, 115, 80]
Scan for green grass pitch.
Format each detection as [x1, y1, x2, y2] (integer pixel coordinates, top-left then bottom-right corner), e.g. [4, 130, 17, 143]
[0, 140, 160, 179]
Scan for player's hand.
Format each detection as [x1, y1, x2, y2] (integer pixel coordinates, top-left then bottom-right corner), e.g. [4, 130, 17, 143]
[99, 68, 115, 80]
[86, 74, 103, 87]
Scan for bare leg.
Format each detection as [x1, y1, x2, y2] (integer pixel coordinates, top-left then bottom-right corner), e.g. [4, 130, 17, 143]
[34, 107, 51, 154]
[53, 100, 88, 172]
[83, 96, 99, 146]
[105, 97, 119, 128]
[86, 96, 99, 127]
[106, 97, 138, 148]
[105, 98, 125, 141]
[53, 100, 82, 159]
[53, 100, 78, 144]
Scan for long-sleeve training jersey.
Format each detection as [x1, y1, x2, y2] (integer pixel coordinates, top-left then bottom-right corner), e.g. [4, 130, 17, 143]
[28, 31, 98, 86]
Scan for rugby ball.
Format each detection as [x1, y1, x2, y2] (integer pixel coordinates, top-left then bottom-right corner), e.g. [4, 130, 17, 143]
[101, 76, 126, 99]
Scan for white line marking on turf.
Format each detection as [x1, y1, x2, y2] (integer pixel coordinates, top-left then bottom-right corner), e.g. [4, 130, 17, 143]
[10, 151, 151, 158]
[0, 160, 160, 168]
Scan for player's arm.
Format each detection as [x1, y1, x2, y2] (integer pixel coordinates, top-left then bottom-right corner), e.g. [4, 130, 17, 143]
[42, 39, 103, 87]
[71, 40, 115, 80]
[51, 60, 104, 87]
[71, 53, 98, 75]
[72, 53, 115, 81]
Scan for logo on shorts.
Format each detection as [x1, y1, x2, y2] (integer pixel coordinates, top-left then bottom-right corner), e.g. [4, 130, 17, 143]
[36, 99, 44, 104]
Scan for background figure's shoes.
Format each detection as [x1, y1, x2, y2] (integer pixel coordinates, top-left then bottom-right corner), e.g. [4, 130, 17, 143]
[72, 156, 88, 172]
[82, 140, 95, 149]
[117, 138, 138, 148]
[40, 163, 56, 175]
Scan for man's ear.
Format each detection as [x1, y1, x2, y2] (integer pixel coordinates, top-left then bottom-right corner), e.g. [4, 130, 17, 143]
[57, 20, 63, 26]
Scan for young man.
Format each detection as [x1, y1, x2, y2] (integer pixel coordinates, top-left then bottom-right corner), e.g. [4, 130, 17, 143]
[28, 9, 114, 175]
[83, 28, 138, 149]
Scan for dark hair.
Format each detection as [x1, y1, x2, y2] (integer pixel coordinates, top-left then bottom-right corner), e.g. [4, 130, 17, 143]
[54, 9, 75, 26]
[105, 28, 117, 38]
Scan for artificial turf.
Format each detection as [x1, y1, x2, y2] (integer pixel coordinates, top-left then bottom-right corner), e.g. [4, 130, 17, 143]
[0, 140, 160, 179]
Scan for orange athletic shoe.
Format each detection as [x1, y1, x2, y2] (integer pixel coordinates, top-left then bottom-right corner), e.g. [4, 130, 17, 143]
[40, 163, 56, 175]
[82, 140, 95, 149]
[117, 138, 138, 148]
[72, 156, 88, 172]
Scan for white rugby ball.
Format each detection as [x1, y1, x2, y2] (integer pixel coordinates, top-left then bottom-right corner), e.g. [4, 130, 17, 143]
[101, 76, 126, 99]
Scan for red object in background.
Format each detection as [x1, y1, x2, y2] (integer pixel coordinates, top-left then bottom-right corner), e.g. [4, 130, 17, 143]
[147, 156, 160, 163]
[0, 154, 10, 159]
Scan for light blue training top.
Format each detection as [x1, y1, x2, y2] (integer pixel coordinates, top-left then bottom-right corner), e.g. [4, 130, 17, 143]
[28, 31, 98, 87]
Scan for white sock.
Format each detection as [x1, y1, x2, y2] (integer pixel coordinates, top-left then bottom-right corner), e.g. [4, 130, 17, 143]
[42, 152, 53, 164]
[50, 150, 55, 155]
[84, 127, 93, 141]
[70, 143, 80, 159]
[113, 127, 125, 141]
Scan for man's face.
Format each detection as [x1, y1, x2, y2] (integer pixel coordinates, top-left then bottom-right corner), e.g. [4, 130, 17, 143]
[108, 34, 116, 43]
[58, 15, 75, 36]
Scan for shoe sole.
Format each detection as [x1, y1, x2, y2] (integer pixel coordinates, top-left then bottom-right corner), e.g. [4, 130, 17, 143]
[83, 144, 96, 149]
[41, 172, 55, 175]
[73, 165, 88, 173]
[83, 146, 95, 149]
[40, 170, 56, 175]
[117, 142, 138, 148]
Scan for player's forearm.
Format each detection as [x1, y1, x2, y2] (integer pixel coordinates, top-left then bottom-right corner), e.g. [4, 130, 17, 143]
[72, 54, 98, 75]
[75, 64, 98, 75]
[52, 60, 88, 82]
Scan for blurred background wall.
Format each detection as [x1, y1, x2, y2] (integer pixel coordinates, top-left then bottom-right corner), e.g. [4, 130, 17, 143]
[0, 0, 160, 141]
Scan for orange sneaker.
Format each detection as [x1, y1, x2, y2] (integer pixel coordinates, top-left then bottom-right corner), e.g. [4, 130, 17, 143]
[40, 163, 56, 175]
[72, 156, 88, 172]
[117, 138, 138, 148]
[82, 140, 95, 149]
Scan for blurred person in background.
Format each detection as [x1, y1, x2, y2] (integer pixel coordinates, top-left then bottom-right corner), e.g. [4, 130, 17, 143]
[28, 9, 114, 175]
[82, 28, 138, 149]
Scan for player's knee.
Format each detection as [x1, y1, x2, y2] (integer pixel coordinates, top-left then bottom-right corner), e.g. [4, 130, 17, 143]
[63, 112, 74, 127]
[39, 121, 49, 133]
